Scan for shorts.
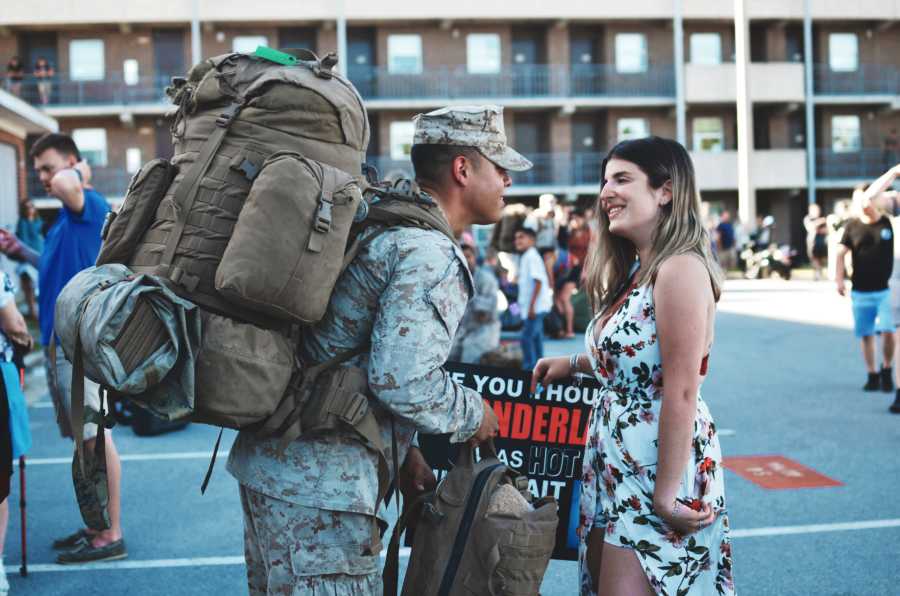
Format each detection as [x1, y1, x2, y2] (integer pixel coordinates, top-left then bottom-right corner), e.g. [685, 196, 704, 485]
[850, 289, 894, 338]
[45, 347, 106, 440]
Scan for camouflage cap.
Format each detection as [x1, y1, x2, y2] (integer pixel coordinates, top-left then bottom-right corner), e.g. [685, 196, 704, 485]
[412, 105, 533, 172]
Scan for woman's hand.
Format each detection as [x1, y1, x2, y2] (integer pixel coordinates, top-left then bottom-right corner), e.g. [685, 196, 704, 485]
[530, 356, 575, 394]
[654, 496, 717, 536]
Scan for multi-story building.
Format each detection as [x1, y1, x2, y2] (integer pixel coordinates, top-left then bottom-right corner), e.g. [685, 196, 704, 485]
[1, 1, 898, 252]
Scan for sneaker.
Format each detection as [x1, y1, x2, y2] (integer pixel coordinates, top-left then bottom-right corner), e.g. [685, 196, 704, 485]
[881, 367, 895, 393]
[55, 539, 127, 565]
[863, 372, 880, 391]
[890, 391, 900, 414]
[52, 529, 90, 550]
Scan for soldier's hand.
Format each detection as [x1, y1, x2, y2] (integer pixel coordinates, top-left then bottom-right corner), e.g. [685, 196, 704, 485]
[398, 446, 436, 499]
[469, 399, 499, 446]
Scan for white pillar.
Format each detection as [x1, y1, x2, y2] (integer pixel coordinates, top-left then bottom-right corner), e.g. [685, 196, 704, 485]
[734, 0, 756, 225]
[336, 0, 348, 77]
[190, 0, 202, 65]
[673, 0, 686, 146]
[803, 0, 817, 205]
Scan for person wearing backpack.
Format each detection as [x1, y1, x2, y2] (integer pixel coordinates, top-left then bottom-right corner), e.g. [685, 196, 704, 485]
[225, 105, 529, 594]
[0, 133, 126, 564]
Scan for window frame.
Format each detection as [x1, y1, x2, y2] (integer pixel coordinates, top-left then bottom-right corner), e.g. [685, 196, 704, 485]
[232, 36, 269, 54]
[689, 32, 722, 66]
[616, 117, 649, 142]
[466, 33, 502, 74]
[692, 117, 725, 152]
[69, 39, 105, 81]
[830, 115, 861, 153]
[72, 128, 108, 167]
[389, 121, 415, 160]
[387, 34, 423, 75]
[828, 33, 859, 72]
[614, 33, 648, 74]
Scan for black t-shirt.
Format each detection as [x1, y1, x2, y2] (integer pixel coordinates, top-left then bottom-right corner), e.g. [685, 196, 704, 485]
[840, 216, 894, 291]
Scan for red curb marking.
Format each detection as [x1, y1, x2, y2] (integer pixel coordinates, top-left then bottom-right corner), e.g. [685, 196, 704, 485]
[723, 455, 843, 489]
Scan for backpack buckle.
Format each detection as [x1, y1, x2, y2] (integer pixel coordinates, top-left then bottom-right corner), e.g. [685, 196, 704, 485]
[338, 393, 368, 426]
[314, 198, 333, 233]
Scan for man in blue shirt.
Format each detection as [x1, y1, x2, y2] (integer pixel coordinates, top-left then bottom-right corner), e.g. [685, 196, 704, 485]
[0, 133, 125, 563]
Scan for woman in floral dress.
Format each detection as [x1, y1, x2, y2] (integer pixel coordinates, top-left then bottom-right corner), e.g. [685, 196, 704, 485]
[532, 136, 734, 595]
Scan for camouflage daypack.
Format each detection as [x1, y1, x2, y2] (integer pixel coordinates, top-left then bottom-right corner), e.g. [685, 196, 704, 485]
[384, 442, 558, 596]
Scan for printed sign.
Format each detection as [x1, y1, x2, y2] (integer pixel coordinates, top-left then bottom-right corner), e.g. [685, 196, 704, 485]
[723, 455, 843, 490]
[418, 362, 601, 561]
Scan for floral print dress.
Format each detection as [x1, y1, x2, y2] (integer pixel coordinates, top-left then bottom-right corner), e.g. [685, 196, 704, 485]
[578, 280, 735, 596]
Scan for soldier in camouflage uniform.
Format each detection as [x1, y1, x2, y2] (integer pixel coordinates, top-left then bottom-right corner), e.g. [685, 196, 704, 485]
[450, 242, 501, 364]
[227, 104, 531, 595]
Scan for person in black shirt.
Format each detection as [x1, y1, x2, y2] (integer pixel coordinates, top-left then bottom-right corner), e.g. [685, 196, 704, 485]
[836, 187, 896, 393]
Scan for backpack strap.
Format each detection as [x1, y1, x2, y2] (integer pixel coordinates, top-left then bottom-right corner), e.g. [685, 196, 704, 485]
[159, 101, 243, 290]
[383, 491, 432, 596]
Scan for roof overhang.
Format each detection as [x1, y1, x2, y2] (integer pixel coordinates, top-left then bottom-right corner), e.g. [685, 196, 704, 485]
[0, 89, 58, 139]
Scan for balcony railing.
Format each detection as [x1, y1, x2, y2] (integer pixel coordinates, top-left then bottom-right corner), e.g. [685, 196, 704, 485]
[813, 64, 900, 96]
[28, 167, 133, 201]
[349, 64, 675, 100]
[366, 152, 605, 188]
[9, 74, 171, 107]
[9, 64, 675, 109]
[815, 148, 894, 180]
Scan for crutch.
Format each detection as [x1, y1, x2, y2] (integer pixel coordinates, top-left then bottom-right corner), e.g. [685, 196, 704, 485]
[17, 366, 26, 577]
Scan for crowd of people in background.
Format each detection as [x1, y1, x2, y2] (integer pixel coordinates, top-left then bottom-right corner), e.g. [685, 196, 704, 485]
[5, 55, 55, 105]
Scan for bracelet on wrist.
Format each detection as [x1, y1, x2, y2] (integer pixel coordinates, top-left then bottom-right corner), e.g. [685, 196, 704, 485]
[569, 353, 580, 374]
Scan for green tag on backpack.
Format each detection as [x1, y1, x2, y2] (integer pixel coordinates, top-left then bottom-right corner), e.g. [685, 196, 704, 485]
[253, 46, 297, 66]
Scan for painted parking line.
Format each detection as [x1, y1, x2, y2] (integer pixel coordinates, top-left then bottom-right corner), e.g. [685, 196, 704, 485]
[7, 520, 900, 574]
[25, 452, 225, 465]
[3, 548, 415, 574]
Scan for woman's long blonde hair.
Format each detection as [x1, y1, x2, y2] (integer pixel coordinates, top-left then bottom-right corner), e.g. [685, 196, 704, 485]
[584, 136, 723, 315]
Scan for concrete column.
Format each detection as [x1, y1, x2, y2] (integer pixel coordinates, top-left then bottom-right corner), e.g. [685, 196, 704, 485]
[191, 0, 202, 65]
[336, 0, 348, 77]
[673, 0, 686, 146]
[734, 0, 756, 225]
[803, 0, 817, 205]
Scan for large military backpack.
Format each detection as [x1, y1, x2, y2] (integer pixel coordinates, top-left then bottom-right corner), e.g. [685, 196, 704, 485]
[57, 47, 457, 449]
[384, 442, 558, 596]
[88, 47, 369, 429]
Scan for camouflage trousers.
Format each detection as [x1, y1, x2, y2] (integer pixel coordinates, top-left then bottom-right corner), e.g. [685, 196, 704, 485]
[239, 485, 382, 595]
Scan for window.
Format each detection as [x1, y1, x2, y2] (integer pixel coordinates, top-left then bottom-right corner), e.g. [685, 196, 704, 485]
[617, 118, 649, 142]
[831, 115, 861, 153]
[690, 33, 722, 65]
[72, 128, 108, 167]
[69, 39, 105, 81]
[233, 36, 268, 54]
[390, 121, 415, 160]
[693, 117, 725, 152]
[828, 33, 858, 72]
[387, 34, 422, 74]
[615, 33, 648, 73]
[123, 59, 139, 85]
[126, 148, 142, 174]
[467, 33, 501, 74]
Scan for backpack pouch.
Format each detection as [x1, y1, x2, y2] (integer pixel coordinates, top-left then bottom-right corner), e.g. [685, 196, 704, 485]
[97, 158, 177, 266]
[192, 310, 295, 429]
[215, 151, 361, 324]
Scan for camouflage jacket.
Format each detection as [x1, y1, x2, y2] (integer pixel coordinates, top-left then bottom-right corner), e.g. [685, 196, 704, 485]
[227, 224, 485, 520]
